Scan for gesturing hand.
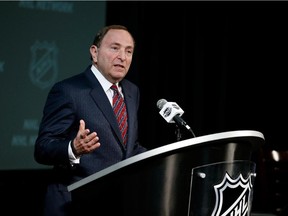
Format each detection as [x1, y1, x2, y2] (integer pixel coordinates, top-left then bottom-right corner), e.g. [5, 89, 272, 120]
[72, 119, 100, 157]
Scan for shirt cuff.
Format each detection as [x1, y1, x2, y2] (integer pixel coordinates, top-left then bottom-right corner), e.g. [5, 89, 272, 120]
[68, 141, 80, 164]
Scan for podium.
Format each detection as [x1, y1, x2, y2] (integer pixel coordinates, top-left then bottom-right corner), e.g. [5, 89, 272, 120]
[67, 130, 264, 216]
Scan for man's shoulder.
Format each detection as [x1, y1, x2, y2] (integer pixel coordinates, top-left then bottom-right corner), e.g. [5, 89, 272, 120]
[121, 78, 138, 89]
[55, 66, 91, 86]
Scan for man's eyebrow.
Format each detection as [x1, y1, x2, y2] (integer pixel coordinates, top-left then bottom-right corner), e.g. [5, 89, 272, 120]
[110, 42, 133, 48]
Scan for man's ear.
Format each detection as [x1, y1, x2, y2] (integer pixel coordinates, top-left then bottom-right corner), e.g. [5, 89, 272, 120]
[90, 45, 98, 62]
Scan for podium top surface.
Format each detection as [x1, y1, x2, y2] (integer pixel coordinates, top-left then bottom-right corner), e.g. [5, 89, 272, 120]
[68, 130, 264, 192]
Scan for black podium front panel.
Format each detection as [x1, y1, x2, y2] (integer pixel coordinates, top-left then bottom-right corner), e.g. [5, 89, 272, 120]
[189, 160, 256, 216]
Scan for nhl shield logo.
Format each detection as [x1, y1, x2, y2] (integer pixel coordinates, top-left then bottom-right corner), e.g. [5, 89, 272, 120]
[211, 172, 253, 216]
[29, 41, 58, 89]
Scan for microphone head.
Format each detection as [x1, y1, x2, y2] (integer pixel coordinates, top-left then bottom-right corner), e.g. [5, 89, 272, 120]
[158, 100, 184, 123]
[156, 99, 167, 109]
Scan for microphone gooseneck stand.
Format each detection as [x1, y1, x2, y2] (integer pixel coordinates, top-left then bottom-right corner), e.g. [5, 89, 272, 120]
[175, 125, 196, 141]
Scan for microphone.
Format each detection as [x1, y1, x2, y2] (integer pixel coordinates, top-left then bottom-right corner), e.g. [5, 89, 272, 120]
[157, 99, 196, 137]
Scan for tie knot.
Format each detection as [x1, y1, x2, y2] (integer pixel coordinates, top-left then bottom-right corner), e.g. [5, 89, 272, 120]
[111, 84, 119, 92]
[111, 84, 123, 98]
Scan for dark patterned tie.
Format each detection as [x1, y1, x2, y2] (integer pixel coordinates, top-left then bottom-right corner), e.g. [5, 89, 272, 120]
[111, 84, 128, 145]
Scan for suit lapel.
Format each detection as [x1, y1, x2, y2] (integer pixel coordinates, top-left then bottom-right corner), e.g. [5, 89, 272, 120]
[121, 80, 136, 148]
[84, 69, 124, 145]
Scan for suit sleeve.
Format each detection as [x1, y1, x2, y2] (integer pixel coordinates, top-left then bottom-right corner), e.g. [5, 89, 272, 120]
[34, 82, 77, 166]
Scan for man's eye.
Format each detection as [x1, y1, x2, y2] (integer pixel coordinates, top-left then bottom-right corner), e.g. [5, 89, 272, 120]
[111, 46, 119, 51]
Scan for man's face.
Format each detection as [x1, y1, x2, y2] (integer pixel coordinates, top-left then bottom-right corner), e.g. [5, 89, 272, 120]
[92, 29, 134, 83]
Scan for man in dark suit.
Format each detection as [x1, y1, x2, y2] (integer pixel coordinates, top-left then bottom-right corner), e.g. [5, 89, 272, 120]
[34, 25, 147, 216]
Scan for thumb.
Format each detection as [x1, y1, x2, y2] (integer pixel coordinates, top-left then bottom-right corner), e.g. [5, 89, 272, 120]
[79, 119, 85, 132]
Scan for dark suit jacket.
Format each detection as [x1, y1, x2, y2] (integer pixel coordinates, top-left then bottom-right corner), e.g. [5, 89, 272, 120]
[34, 65, 147, 216]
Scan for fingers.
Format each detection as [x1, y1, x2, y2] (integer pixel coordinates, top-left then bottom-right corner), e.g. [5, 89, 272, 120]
[85, 132, 100, 149]
[85, 132, 97, 144]
[78, 133, 100, 155]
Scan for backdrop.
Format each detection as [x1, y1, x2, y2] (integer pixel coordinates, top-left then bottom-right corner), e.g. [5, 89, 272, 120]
[106, 1, 288, 152]
[0, 1, 106, 170]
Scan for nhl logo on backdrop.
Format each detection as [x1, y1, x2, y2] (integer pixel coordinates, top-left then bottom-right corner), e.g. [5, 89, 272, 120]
[29, 41, 58, 89]
[211, 172, 253, 216]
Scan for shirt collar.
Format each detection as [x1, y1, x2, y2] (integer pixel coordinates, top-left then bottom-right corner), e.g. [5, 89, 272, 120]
[90, 65, 116, 93]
